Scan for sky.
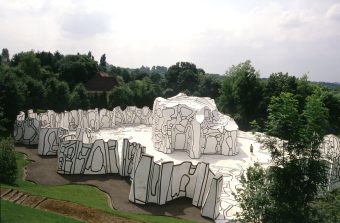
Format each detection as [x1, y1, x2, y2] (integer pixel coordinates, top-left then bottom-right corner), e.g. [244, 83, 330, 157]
[1, 0, 340, 82]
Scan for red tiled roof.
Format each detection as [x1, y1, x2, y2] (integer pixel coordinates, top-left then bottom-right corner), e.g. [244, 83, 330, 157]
[84, 72, 118, 91]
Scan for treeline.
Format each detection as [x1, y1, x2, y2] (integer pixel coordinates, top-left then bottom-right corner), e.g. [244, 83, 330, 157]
[0, 49, 339, 136]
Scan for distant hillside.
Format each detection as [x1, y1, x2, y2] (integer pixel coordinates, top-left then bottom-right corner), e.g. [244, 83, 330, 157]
[317, 82, 340, 90]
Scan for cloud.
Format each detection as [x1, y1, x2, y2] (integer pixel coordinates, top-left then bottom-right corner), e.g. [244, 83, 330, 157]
[0, 0, 339, 82]
[326, 3, 340, 21]
[61, 11, 111, 39]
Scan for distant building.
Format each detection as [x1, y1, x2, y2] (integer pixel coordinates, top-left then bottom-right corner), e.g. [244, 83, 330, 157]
[84, 72, 118, 93]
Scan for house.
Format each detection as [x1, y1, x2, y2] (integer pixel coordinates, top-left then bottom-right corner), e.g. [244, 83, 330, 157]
[84, 72, 118, 93]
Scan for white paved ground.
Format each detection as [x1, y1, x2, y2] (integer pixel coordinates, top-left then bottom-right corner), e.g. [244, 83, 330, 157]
[93, 125, 271, 222]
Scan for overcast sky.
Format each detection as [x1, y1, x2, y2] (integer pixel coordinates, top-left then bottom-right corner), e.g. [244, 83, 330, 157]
[1, 0, 340, 82]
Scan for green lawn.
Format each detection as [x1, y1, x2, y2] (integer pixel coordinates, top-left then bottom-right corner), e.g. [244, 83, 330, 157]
[1, 151, 198, 223]
[0, 199, 84, 223]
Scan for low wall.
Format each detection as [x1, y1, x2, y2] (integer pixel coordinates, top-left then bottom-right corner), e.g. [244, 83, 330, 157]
[14, 117, 40, 145]
[57, 139, 120, 174]
[28, 106, 153, 130]
[38, 127, 69, 155]
[55, 136, 222, 219]
[15, 106, 153, 145]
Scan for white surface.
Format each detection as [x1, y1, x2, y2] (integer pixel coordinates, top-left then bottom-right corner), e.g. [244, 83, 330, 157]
[94, 125, 272, 221]
[152, 94, 239, 159]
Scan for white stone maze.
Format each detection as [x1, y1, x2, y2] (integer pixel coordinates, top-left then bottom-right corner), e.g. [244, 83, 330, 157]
[14, 93, 340, 222]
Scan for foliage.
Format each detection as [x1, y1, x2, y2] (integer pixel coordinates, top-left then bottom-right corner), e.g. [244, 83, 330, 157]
[108, 85, 134, 109]
[233, 163, 271, 223]
[129, 77, 159, 108]
[58, 54, 98, 87]
[310, 188, 340, 223]
[45, 78, 71, 112]
[0, 68, 27, 132]
[0, 137, 17, 184]
[235, 91, 329, 223]
[218, 60, 263, 130]
[69, 83, 90, 110]
[165, 62, 202, 94]
[1, 200, 84, 223]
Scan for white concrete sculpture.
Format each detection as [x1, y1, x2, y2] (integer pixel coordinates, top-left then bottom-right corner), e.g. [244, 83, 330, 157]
[201, 174, 223, 219]
[128, 152, 222, 219]
[320, 134, 340, 190]
[38, 127, 69, 155]
[14, 118, 40, 145]
[57, 138, 120, 174]
[152, 93, 239, 158]
[114, 106, 153, 125]
[121, 139, 146, 177]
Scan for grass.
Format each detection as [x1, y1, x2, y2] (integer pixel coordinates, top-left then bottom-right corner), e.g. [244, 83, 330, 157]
[1, 151, 198, 223]
[0, 199, 84, 223]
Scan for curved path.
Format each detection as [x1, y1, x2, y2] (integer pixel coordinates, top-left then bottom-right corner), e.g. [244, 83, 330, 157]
[16, 146, 212, 223]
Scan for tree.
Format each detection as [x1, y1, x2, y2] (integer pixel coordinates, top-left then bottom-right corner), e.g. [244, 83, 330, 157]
[69, 83, 90, 110]
[100, 54, 106, 67]
[197, 74, 221, 99]
[0, 68, 27, 133]
[45, 78, 71, 112]
[235, 92, 328, 223]
[108, 85, 134, 109]
[234, 163, 271, 223]
[165, 62, 201, 94]
[58, 54, 98, 87]
[24, 76, 46, 110]
[130, 77, 158, 108]
[16, 51, 42, 79]
[0, 137, 17, 185]
[1, 48, 10, 63]
[302, 93, 329, 141]
[218, 60, 263, 130]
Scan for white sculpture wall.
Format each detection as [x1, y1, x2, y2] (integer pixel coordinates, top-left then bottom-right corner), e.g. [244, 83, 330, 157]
[320, 134, 340, 190]
[152, 93, 239, 158]
[38, 127, 69, 155]
[15, 107, 153, 145]
[128, 152, 223, 219]
[57, 139, 120, 174]
[14, 118, 40, 145]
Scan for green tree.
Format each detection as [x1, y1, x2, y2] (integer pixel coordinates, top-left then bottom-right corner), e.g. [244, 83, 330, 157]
[16, 51, 42, 79]
[1, 48, 10, 63]
[165, 62, 201, 94]
[197, 74, 221, 99]
[45, 78, 71, 112]
[218, 60, 263, 130]
[0, 68, 26, 133]
[58, 54, 98, 87]
[108, 85, 134, 109]
[0, 138, 17, 185]
[100, 54, 106, 67]
[69, 83, 90, 110]
[234, 163, 271, 223]
[235, 92, 328, 223]
[302, 93, 329, 141]
[24, 77, 46, 110]
[130, 77, 158, 108]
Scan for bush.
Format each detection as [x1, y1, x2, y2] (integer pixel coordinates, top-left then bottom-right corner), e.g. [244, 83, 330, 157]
[0, 137, 17, 184]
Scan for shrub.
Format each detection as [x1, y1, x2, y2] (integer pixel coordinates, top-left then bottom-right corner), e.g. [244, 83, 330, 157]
[0, 137, 17, 184]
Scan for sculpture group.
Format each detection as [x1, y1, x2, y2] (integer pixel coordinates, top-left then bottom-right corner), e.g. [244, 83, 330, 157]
[13, 93, 340, 221]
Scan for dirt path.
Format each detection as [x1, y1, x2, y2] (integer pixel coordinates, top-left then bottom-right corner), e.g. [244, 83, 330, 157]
[1, 188, 138, 223]
[15, 146, 212, 223]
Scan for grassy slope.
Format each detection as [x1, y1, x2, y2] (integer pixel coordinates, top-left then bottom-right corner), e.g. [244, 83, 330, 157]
[1, 152, 197, 223]
[0, 199, 84, 223]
